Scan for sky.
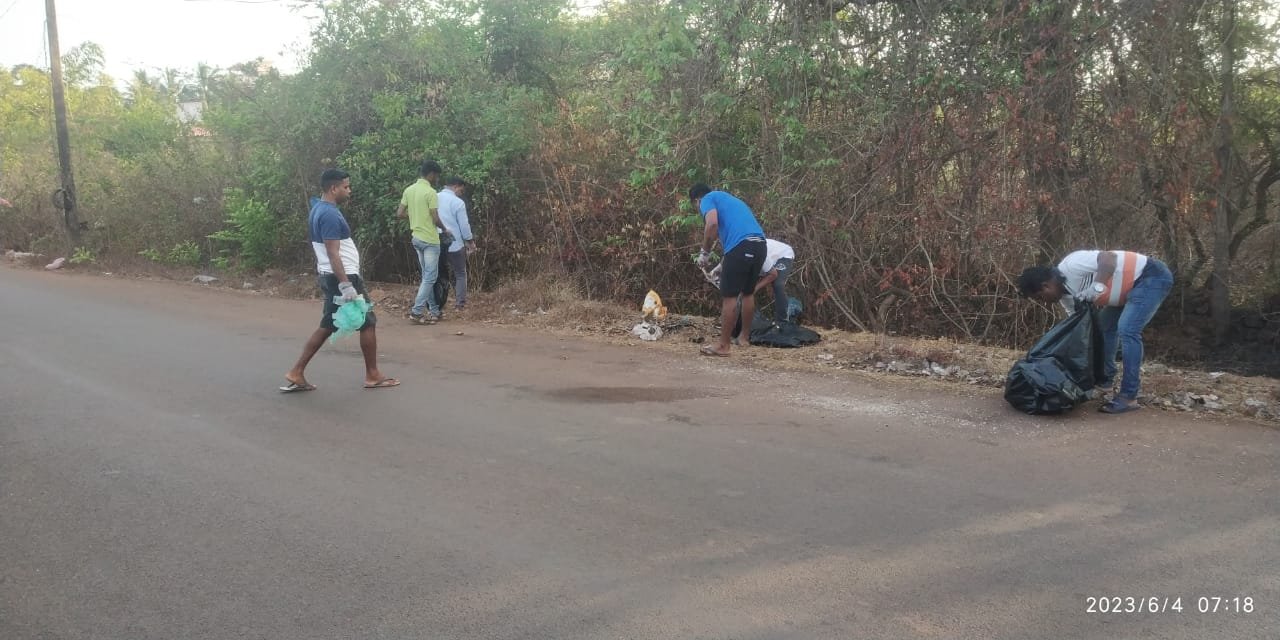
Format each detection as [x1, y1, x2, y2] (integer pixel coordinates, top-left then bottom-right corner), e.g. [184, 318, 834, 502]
[0, 0, 320, 82]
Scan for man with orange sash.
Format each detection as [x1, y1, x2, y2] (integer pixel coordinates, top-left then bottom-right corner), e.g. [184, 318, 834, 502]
[1018, 250, 1174, 415]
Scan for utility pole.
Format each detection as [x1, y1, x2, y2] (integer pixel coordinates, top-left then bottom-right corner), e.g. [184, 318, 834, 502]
[46, 0, 81, 246]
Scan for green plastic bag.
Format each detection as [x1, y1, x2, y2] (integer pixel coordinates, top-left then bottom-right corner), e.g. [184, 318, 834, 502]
[329, 297, 372, 343]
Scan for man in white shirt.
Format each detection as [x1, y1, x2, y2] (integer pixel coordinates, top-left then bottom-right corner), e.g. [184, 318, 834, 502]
[1018, 250, 1173, 414]
[437, 177, 476, 310]
[714, 238, 798, 343]
[753, 238, 795, 324]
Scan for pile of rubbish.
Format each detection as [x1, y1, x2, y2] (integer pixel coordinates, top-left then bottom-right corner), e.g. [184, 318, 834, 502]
[631, 290, 668, 341]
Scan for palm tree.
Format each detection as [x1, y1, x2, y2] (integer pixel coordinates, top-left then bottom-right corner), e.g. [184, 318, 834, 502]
[129, 69, 154, 99]
[161, 67, 185, 101]
[195, 62, 223, 111]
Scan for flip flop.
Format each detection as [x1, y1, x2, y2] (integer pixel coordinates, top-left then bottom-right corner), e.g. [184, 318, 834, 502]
[1099, 400, 1141, 414]
[699, 345, 730, 357]
[279, 380, 316, 393]
[363, 378, 401, 389]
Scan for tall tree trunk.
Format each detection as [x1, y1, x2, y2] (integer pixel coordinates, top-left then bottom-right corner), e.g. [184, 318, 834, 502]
[1211, 0, 1236, 346]
[1022, 0, 1077, 264]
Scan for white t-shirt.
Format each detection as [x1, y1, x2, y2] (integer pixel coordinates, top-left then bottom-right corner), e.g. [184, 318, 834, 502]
[761, 239, 795, 273]
[312, 238, 360, 276]
[1056, 250, 1148, 313]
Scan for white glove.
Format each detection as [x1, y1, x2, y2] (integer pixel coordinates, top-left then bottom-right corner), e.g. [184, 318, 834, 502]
[696, 250, 711, 268]
[338, 280, 358, 303]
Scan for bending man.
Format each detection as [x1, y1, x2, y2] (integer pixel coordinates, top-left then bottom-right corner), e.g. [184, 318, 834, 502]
[1018, 250, 1172, 414]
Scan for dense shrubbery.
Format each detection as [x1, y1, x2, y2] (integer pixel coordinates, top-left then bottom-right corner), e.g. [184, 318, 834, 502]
[3, 0, 1277, 352]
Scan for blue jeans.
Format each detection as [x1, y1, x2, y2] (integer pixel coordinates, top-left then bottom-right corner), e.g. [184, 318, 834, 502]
[411, 238, 441, 316]
[1097, 259, 1174, 399]
[448, 249, 468, 307]
[770, 257, 793, 323]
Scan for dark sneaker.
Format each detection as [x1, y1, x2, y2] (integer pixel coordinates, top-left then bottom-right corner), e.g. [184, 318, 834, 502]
[409, 314, 432, 325]
[426, 312, 442, 323]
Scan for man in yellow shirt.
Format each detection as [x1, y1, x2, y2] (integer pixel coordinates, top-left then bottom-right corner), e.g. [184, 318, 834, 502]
[397, 160, 450, 323]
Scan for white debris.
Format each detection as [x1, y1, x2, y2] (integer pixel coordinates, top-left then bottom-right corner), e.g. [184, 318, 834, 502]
[632, 322, 662, 341]
[5, 250, 39, 263]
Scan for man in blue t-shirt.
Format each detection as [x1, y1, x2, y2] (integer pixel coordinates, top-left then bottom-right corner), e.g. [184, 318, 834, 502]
[690, 183, 766, 357]
[280, 168, 399, 393]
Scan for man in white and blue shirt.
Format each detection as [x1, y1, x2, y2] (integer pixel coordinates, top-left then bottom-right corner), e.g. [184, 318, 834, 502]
[280, 169, 398, 392]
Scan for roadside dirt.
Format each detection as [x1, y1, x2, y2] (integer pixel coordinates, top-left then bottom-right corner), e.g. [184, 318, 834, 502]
[12, 253, 1279, 426]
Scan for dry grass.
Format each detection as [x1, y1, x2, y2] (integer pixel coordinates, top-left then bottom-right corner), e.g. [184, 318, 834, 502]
[437, 275, 1279, 425]
[18, 256, 1277, 425]
[468, 273, 635, 329]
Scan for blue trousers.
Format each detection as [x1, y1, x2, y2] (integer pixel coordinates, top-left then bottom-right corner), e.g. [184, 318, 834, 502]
[1097, 259, 1174, 398]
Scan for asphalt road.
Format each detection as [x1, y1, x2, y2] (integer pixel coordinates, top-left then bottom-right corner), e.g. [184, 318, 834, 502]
[1, 266, 1277, 639]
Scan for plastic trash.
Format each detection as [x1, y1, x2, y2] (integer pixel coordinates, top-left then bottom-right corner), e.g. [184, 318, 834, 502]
[632, 322, 662, 341]
[785, 296, 803, 322]
[641, 290, 667, 321]
[329, 296, 372, 343]
[1005, 302, 1105, 415]
[731, 310, 821, 347]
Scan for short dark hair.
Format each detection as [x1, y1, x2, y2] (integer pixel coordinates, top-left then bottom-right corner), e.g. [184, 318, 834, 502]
[689, 183, 712, 202]
[1017, 266, 1059, 298]
[444, 176, 467, 187]
[320, 168, 349, 192]
[420, 160, 443, 177]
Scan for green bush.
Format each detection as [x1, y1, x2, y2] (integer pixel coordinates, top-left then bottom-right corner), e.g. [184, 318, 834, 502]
[69, 247, 96, 265]
[208, 188, 277, 271]
[165, 240, 202, 267]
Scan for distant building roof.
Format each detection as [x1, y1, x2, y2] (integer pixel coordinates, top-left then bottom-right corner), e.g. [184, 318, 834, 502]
[177, 100, 204, 124]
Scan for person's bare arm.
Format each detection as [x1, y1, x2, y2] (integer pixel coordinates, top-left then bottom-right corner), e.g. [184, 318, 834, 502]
[396, 204, 408, 219]
[1096, 250, 1117, 283]
[754, 268, 778, 294]
[700, 209, 719, 253]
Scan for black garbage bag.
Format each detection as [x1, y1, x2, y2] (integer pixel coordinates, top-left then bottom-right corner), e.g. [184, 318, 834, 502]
[730, 296, 802, 337]
[730, 310, 822, 347]
[432, 246, 451, 310]
[1005, 303, 1105, 415]
[749, 319, 822, 348]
